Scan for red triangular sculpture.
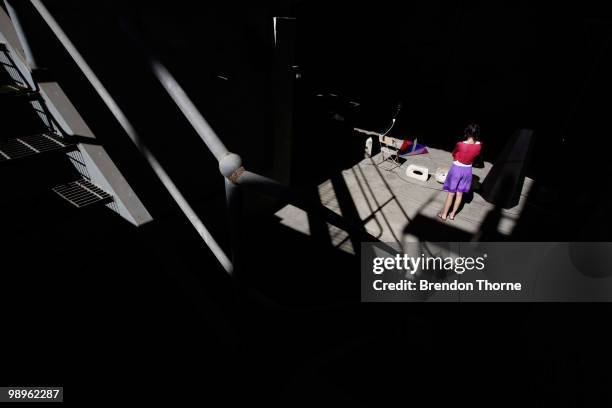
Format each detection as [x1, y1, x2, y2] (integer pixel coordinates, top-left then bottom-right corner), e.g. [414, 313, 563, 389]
[398, 140, 428, 157]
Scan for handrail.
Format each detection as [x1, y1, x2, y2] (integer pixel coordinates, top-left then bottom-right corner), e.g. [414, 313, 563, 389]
[150, 61, 229, 162]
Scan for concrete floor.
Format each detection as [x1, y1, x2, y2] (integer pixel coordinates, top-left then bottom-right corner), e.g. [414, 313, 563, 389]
[275, 147, 534, 253]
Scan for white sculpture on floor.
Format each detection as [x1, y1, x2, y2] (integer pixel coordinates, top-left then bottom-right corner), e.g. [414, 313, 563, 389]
[365, 137, 373, 158]
[406, 164, 429, 182]
[435, 166, 449, 184]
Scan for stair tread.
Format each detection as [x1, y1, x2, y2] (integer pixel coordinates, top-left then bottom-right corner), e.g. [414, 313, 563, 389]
[52, 178, 113, 208]
[0, 133, 75, 162]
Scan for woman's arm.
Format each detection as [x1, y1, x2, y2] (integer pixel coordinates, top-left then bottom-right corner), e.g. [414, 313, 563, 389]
[451, 142, 460, 160]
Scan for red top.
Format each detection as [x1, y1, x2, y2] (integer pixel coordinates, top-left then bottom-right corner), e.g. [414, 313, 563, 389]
[452, 141, 482, 165]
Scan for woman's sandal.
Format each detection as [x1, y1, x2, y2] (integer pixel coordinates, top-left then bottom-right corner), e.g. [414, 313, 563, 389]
[437, 213, 447, 221]
[448, 213, 456, 221]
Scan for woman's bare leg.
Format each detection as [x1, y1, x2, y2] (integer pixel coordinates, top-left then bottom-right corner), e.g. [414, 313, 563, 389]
[449, 192, 463, 219]
[439, 192, 455, 219]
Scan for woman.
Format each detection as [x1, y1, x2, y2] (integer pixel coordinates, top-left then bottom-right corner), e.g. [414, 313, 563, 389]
[438, 123, 482, 221]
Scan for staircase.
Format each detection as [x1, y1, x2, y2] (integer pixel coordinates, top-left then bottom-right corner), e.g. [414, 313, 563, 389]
[0, 40, 118, 215]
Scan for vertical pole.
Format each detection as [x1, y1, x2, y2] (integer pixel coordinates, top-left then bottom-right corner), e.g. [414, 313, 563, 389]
[224, 178, 242, 278]
[220, 153, 245, 278]
[272, 16, 297, 185]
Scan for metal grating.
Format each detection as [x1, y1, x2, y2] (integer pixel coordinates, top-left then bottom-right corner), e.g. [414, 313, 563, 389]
[52, 179, 113, 208]
[0, 133, 74, 162]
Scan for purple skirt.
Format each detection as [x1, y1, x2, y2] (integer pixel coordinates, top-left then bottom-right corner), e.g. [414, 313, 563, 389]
[443, 164, 472, 193]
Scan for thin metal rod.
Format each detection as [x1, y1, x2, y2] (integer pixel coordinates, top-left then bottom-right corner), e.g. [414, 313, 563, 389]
[225, 178, 243, 277]
[30, 0, 232, 274]
[148, 59, 242, 275]
[150, 60, 229, 162]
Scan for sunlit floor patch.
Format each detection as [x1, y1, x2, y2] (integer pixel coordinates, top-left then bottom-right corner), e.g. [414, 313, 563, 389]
[275, 148, 534, 252]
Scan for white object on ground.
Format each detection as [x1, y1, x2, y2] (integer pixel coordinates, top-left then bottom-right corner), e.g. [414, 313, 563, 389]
[365, 137, 373, 157]
[435, 166, 449, 183]
[406, 164, 429, 182]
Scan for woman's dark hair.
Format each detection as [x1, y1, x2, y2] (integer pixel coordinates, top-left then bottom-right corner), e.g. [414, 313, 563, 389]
[464, 123, 481, 141]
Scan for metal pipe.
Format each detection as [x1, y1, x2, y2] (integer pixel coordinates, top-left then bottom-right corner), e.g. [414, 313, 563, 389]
[150, 60, 229, 162]
[225, 178, 243, 277]
[152, 63, 243, 275]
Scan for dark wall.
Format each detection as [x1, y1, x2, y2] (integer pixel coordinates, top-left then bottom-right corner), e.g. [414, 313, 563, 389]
[295, 1, 611, 171]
